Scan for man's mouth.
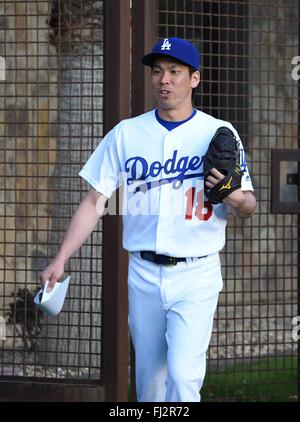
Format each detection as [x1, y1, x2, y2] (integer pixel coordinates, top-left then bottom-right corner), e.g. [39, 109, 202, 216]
[159, 89, 171, 97]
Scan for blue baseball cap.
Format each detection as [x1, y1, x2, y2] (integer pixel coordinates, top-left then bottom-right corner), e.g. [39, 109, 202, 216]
[142, 37, 200, 70]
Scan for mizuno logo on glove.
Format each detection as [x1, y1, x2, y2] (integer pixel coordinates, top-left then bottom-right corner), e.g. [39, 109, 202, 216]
[219, 176, 232, 191]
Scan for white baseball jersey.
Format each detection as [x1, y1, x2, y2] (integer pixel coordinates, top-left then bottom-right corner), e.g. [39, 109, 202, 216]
[79, 109, 253, 257]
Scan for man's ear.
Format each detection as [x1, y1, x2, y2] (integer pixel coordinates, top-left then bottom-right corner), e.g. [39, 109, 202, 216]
[191, 71, 200, 88]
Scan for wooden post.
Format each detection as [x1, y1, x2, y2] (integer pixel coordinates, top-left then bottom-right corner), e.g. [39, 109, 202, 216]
[129, 0, 157, 401]
[131, 0, 157, 116]
[103, 0, 131, 402]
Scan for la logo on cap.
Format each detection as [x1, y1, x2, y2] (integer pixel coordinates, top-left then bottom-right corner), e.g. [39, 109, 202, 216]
[161, 38, 171, 51]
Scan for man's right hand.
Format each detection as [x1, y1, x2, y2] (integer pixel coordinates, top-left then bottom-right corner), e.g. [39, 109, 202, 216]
[39, 255, 65, 292]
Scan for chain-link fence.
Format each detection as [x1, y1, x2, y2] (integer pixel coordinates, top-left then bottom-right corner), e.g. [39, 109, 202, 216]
[0, 0, 104, 398]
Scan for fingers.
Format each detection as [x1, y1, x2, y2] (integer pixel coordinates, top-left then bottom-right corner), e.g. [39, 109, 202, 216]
[209, 168, 225, 178]
[205, 168, 225, 188]
[39, 268, 61, 292]
[46, 274, 60, 292]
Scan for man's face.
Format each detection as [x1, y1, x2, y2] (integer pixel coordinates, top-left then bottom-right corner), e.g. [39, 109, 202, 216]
[151, 57, 200, 111]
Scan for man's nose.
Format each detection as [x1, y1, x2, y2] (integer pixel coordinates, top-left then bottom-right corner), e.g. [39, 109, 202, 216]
[160, 71, 170, 84]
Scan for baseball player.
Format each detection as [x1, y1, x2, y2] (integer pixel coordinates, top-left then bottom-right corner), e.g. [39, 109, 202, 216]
[40, 37, 256, 402]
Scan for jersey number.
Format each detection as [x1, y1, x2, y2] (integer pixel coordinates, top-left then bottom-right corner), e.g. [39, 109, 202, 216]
[185, 187, 212, 221]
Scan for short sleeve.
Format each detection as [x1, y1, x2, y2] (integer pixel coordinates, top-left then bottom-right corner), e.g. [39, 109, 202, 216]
[79, 126, 122, 198]
[228, 124, 254, 192]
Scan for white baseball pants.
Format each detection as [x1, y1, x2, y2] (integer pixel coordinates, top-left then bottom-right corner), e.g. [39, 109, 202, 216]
[128, 252, 223, 402]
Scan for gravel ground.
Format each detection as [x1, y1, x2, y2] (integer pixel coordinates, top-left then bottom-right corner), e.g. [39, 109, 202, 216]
[208, 303, 298, 360]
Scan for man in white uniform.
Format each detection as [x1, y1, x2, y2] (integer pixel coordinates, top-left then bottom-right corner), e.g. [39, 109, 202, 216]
[40, 38, 256, 402]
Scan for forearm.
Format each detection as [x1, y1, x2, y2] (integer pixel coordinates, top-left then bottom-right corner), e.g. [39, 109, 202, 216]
[223, 190, 256, 218]
[57, 189, 106, 263]
[40, 189, 107, 288]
